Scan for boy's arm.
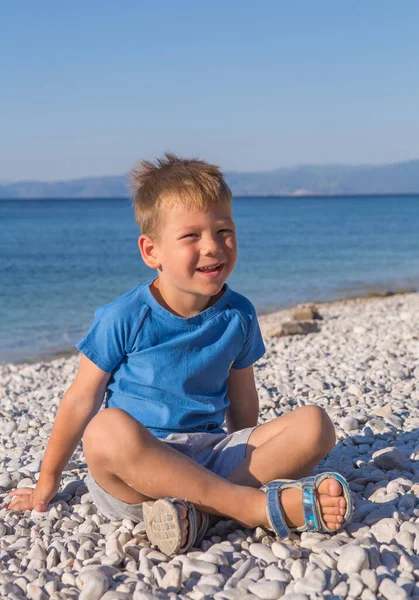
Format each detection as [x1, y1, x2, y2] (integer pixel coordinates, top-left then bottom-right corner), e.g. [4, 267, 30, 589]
[40, 354, 111, 477]
[6, 354, 111, 512]
[225, 365, 259, 434]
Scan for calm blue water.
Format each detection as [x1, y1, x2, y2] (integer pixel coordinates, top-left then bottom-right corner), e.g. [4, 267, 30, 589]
[1, 196, 419, 364]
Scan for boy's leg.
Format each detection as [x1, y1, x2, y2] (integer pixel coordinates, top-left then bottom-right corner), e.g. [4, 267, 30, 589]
[224, 404, 343, 532]
[227, 405, 336, 487]
[83, 407, 345, 536]
[83, 408, 266, 529]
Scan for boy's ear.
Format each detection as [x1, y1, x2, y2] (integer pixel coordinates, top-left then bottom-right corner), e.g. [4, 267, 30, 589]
[138, 235, 161, 269]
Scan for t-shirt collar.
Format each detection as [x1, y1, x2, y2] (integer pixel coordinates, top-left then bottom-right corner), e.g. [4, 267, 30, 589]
[142, 277, 232, 326]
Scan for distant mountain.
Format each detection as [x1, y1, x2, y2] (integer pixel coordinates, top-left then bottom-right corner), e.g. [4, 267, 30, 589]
[1, 160, 419, 199]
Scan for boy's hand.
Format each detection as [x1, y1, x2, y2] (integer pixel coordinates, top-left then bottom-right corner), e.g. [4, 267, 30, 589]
[3, 474, 60, 512]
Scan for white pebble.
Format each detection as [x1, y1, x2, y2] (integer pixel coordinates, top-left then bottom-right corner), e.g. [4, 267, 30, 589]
[248, 579, 286, 599]
[337, 545, 369, 574]
[379, 577, 408, 600]
[248, 543, 277, 563]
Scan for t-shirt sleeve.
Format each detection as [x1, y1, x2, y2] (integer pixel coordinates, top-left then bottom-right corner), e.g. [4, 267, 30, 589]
[232, 303, 266, 369]
[75, 304, 132, 373]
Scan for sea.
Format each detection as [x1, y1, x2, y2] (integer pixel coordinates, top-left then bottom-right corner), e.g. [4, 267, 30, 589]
[1, 195, 419, 365]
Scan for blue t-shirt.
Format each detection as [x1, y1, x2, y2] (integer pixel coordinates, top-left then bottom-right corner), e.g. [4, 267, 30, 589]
[76, 278, 265, 439]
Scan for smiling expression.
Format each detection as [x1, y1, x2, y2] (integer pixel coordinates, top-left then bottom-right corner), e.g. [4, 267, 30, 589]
[139, 200, 238, 313]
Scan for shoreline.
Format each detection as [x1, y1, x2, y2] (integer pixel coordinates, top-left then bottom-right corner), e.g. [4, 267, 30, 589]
[3, 284, 418, 367]
[2, 192, 419, 200]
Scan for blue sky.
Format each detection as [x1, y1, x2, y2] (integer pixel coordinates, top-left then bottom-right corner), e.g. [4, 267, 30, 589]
[1, 1, 418, 181]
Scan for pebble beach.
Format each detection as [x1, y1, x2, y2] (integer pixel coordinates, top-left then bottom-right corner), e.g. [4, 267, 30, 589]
[1, 291, 419, 600]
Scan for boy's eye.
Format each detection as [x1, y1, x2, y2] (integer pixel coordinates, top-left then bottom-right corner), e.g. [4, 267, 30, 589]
[181, 229, 234, 239]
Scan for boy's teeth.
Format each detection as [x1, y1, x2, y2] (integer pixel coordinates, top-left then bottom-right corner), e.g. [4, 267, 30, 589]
[199, 264, 220, 272]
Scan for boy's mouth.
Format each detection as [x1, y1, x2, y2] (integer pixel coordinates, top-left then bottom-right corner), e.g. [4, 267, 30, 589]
[196, 263, 224, 278]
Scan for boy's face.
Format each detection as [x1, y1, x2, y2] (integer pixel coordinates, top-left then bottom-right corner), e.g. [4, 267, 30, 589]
[145, 200, 237, 299]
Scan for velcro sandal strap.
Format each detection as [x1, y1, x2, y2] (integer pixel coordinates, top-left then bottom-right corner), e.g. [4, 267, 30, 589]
[265, 485, 290, 539]
[301, 483, 320, 532]
[195, 512, 211, 545]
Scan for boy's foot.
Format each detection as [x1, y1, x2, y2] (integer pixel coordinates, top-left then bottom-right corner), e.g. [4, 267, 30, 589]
[173, 478, 346, 546]
[269, 477, 346, 531]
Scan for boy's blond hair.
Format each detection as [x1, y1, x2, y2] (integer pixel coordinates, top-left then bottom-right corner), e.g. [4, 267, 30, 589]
[129, 153, 232, 239]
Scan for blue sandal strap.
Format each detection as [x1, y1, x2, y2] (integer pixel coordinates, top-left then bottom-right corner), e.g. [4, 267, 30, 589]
[260, 471, 353, 537]
[301, 483, 320, 532]
[265, 485, 291, 539]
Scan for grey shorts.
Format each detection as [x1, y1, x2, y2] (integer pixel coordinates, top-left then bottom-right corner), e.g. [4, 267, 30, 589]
[85, 425, 259, 530]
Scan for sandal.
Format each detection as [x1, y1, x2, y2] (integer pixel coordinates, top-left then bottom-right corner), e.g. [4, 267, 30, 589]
[260, 471, 353, 538]
[143, 497, 211, 556]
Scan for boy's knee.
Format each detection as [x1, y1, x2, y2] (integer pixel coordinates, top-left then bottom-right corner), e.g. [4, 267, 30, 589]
[295, 405, 336, 456]
[83, 408, 133, 456]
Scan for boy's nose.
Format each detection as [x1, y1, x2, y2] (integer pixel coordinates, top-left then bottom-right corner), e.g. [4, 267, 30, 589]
[202, 237, 221, 255]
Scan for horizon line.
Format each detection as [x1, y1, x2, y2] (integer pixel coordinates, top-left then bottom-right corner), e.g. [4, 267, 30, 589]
[2, 192, 419, 201]
[2, 157, 419, 185]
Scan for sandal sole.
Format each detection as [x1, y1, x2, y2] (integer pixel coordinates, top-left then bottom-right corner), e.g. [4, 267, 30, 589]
[144, 499, 183, 555]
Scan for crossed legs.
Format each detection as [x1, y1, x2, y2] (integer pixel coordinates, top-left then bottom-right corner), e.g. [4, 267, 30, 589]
[82, 405, 346, 540]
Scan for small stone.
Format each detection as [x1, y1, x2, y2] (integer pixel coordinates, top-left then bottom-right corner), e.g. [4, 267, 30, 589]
[267, 320, 319, 337]
[291, 303, 322, 321]
[246, 566, 263, 582]
[17, 477, 35, 488]
[386, 415, 403, 428]
[197, 551, 229, 566]
[19, 457, 42, 473]
[44, 581, 57, 595]
[332, 581, 349, 596]
[160, 566, 182, 593]
[340, 416, 359, 431]
[347, 384, 364, 397]
[181, 557, 218, 577]
[373, 447, 407, 470]
[362, 590, 378, 600]
[231, 558, 256, 580]
[199, 574, 226, 587]
[0, 583, 25, 597]
[236, 577, 255, 590]
[0, 473, 15, 490]
[264, 564, 291, 583]
[248, 543, 277, 563]
[248, 579, 286, 599]
[379, 577, 408, 600]
[348, 573, 364, 597]
[290, 558, 306, 580]
[77, 569, 110, 600]
[396, 576, 415, 596]
[293, 568, 327, 594]
[26, 583, 48, 600]
[101, 551, 124, 566]
[271, 541, 293, 559]
[145, 550, 170, 563]
[370, 518, 398, 544]
[27, 541, 47, 561]
[337, 545, 369, 574]
[361, 569, 378, 592]
[373, 404, 392, 417]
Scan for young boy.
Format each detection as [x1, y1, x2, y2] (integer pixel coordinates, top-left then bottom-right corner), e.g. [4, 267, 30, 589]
[6, 154, 352, 556]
